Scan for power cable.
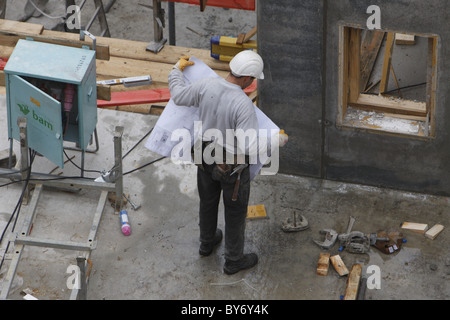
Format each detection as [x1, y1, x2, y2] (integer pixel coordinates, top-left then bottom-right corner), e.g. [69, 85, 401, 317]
[27, 0, 67, 20]
[0, 149, 35, 271]
[63, 149, 102, 174]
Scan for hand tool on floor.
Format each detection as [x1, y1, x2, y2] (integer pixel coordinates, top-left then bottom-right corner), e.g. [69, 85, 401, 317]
[281, 211, 309, 232]
[372, 230, 404, 254]
[123, 193, 140, 211]
[313, 229, 338, 249]
[339, 231, 390, 254]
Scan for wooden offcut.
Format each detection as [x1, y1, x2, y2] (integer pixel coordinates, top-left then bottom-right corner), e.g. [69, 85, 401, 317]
[395, 33, 416, 45]
[348, 28, 361, 103]
[317, 253, 330, 276]
[425, 224, 444, 240]
[350, 93, 427, 117]
[330, 255, 349, 276]
[360, 30, 385, 92]
[401, 222, 428, 234]
[343, 264, 362, 300]
[379, 32, 395, 94]
[247, 205, 267, 220]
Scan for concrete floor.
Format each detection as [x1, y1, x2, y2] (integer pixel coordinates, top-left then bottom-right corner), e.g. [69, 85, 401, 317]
[0, 95, 449, 300]
[1, 0, 449, 302]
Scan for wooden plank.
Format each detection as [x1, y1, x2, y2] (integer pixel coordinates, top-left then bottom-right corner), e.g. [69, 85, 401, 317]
[348, 28, 361, 103]
[165, 0, 256, 11]
[425, 224, 444, 240]
[343, 264, 362, 300]
[360, 30, 385, 92]
[73, 31, 231, 71]
[97, 88, 171, 107]
[0, 45, 14, 57]
[243, 26, 257, 43]
[330, 255, 349, 276]
[0, 19, 44, 35]
[349, 93, 427, 117]
[96, 56, 229, 85]
[316, 253, 330, 276]
[0, 32, 110, 61]
[379, 32, 395, 94]
[401, 222, 428, 234]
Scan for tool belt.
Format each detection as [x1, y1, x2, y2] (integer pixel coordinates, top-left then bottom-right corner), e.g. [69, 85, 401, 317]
[192, 141, 249, 171]
[193, 141, 249, 201]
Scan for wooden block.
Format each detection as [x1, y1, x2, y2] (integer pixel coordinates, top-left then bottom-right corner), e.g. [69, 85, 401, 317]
[317, 253, 330, 276]
[344, 264, 362, 300]
[395, 33, 416, 45]
[247, 205, 267, 220]
[330, 255, 349, 276]
[97, 85, 111, 101]
[236, 33, 246, 45]
[401, 222, 428, 234]
[425, 224, 444, 240]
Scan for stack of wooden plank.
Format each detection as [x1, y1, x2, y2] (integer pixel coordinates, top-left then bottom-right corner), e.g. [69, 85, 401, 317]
[0, 19, 257, 115]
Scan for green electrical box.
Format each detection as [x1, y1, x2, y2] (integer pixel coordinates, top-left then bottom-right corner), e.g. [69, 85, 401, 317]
[4, 39, 97, 168]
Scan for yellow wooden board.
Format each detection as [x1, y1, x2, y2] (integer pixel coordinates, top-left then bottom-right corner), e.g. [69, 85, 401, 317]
[247, 205, 267, 220]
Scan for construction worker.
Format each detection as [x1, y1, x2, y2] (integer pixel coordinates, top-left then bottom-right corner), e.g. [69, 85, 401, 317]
[168, 50, 264, 275]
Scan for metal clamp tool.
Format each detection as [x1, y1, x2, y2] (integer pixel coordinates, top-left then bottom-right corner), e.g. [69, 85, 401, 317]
[313, 229, 338, 249]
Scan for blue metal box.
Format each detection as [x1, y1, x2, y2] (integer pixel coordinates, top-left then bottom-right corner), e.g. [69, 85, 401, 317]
[4, 39, 97, 168]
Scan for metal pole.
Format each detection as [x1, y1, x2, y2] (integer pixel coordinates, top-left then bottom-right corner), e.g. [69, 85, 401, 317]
[114, 126, 124, 213]
[18, 117, 29, 205]
[168, 1, 175, 45]
[76, 257, 87, 300]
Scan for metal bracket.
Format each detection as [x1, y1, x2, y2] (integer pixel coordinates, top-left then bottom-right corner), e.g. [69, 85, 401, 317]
[80, 29, 97, 52]
[146, 0, 167, 53]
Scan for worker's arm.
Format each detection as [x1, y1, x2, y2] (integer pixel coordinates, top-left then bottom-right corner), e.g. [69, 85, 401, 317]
[168, 56, 199, 107]
[168, 68, 202, 107]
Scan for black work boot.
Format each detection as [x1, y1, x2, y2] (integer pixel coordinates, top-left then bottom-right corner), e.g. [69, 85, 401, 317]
[199, 229, 223, 256]
[223, 253, 258, 275]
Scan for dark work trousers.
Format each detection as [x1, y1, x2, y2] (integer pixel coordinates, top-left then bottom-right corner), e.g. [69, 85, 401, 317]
[197, 162, 251, 262]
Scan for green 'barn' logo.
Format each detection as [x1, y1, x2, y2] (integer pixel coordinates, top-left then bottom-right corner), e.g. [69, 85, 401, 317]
[17, 103, 54, 131]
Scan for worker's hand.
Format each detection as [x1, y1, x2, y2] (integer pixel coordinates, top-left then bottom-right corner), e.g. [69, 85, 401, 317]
[278, 130, 288, 147]
[173, 56, 195, 71]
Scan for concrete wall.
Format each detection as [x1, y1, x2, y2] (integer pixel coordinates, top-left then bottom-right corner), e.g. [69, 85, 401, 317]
[258, 0, 450, 196]
[258, 0, 325, 178]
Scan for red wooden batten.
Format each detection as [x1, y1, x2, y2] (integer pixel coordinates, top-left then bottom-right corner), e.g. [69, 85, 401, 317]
[163, 0, 255, 11]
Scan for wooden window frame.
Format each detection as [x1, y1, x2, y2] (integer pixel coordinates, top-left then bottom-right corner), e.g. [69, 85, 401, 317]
[338, 25, 439, 138]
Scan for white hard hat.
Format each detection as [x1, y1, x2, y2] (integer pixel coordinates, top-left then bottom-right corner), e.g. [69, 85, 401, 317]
[229, 50, 264, 80]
